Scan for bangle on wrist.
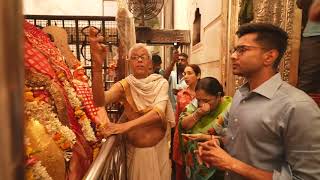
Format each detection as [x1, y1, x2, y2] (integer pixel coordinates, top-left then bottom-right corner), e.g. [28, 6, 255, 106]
[195, 110, 201, 118]
[192, 111, 199, 121]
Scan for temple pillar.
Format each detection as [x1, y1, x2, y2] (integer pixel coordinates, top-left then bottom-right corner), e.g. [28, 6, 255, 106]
[0, 0, 25, 179]
[225, 0, 302, 95]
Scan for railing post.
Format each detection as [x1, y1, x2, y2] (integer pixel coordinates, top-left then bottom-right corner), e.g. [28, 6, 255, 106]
[0, 0, 25, 179]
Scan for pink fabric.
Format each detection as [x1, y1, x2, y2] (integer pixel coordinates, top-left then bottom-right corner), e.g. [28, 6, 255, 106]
[73, 80, 99, 122]
[24, 20, 92, 179]
[175, 163, 186, 180]
[24, 41, 56, 79]
[24, 21, 72, 79]
[309, 93, 320, 106]
[172, 89, 195, 165]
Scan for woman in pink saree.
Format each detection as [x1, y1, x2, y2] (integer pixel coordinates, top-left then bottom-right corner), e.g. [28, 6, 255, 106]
[172, 64, 201, 180]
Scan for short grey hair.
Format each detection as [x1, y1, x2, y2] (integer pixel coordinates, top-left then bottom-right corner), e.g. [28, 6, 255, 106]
[128, 43, 152, 60]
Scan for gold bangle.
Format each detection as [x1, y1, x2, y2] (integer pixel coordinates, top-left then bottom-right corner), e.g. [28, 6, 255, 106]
[192, 112, 198, 122]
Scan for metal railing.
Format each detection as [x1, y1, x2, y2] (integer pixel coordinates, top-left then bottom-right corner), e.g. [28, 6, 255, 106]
[84, 134, 127, 180]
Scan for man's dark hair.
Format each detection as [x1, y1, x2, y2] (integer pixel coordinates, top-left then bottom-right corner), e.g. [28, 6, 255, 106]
[196, 77, 225, 97]
[236, 23, 288, 70]
[179, 53, 189, 59]
[152, 54, 162, 65]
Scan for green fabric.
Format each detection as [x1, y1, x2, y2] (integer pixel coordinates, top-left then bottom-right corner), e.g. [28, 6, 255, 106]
[303, 21, 320, 37]
[178, 96, 232, 180]
[239, 0, 254, 25]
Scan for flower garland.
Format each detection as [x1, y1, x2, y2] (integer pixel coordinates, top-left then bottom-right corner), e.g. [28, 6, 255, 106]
[25, 137, 53, 180]
[26, 161, 53, 180]
[62, 80, 97, 142]
[24, 90, 76, 161]
[25, 21, 97, 143]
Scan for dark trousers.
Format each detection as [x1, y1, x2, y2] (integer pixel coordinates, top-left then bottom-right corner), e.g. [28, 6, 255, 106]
[298, 36, 320, 93]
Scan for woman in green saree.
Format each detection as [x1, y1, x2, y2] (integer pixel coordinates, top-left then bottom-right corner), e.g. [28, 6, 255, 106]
[179, 77, 232, 180]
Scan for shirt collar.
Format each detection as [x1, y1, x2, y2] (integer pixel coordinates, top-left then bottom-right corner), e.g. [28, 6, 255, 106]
[239, 73, 283, 99]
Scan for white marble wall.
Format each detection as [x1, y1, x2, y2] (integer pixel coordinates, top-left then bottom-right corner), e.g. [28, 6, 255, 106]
[174, 0, 225, 81]
[23, 0, 225, 80]
[23, 0, 103, 16]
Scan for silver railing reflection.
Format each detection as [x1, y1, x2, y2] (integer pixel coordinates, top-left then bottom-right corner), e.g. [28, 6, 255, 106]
[84, 134, 126, 180]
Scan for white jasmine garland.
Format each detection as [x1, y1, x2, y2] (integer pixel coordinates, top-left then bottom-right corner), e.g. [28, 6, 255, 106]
[62, 80, 97, 142]
[79, 117, 97, 142]
[25, 101, 76, 149]
[30, 161, 53, 180]
[62, 81, 82, 108]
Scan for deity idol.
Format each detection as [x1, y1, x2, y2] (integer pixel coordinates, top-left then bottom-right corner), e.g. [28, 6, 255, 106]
[23, 20, 104, 180]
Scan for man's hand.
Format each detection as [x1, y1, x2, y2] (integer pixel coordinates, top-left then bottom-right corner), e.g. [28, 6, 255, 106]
[89, 27, 108, 66]
[172, 50, 180, 64]
[196, 140, 234, 170]
[196, 140, 273, 180]
[163, 50, 180, 80]
[99, 122, 131, 137]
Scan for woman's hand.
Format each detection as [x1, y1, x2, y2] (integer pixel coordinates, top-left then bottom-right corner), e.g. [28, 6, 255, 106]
[89, 27, 108, 67]
[196, 103, 211, 117]
[182, 133, 212, 141]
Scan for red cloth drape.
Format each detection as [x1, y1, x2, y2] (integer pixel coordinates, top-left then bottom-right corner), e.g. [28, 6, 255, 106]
[24, 20, 92, 179]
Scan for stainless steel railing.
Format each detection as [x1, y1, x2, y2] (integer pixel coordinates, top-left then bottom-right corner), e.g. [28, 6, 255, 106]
[84, 134, 127, 180]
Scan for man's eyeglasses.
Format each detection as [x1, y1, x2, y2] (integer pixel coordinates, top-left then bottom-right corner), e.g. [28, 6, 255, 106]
[230, 45, 268, 55]
[130, 55, 149, 61]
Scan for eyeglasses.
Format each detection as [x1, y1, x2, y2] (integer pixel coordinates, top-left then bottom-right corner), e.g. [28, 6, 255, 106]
[230, 45, 268, 55]
[130, 55, 149, 61]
